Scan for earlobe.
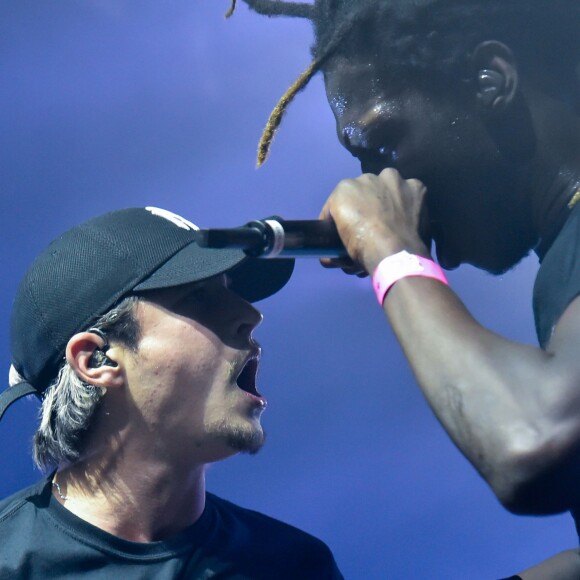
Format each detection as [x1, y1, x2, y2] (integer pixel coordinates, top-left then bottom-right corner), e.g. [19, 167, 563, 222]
[472, 41, 518, 112]
[66, 332, 124, 389]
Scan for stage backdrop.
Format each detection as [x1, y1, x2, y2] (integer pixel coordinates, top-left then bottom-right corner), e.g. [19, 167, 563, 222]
[0, 2, 575, 578]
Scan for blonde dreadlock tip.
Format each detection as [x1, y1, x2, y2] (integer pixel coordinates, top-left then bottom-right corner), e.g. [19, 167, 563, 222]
[224, 0, 236, 18]
[256, 148, 268, 168]
[254, 57, 322, 169]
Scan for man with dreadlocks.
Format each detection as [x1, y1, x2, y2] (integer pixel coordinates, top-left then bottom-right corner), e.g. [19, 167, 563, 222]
[234, 0, 580, 577]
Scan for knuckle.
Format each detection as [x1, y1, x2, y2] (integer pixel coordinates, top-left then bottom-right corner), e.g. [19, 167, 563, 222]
[407, 178, 427, 192]
[337, 177, 358, 189]
[379, 167, 400, 182]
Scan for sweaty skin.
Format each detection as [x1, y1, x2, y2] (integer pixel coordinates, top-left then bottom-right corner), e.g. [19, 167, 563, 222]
[321, 168, 580, 516]
[318, 31, 580, 519]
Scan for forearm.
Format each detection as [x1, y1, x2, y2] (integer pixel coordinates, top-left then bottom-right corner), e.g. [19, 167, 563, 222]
[321, 169, 580, 512]
[383, 274, 580, 512]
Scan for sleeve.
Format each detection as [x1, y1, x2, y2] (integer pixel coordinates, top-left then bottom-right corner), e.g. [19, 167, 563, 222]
[533, 205, 580, 347]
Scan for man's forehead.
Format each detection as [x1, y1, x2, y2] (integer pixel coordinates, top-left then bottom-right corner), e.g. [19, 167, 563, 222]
[324, 53, 434, 98]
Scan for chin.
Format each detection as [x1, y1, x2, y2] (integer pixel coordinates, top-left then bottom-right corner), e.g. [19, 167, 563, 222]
[226, 428, 265, 455]
[452, 247, 530, 275]
[438, 247, 531, 275]
[207, 419, 266, 456]
[470, 239, 534, 275]
[434, 217, 535, 275]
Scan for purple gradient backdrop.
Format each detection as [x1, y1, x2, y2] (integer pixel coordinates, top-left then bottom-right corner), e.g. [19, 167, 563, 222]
[0, 2, 576, 578]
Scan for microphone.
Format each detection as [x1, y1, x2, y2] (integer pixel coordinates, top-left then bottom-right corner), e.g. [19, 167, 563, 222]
[196, 217, 347, 258]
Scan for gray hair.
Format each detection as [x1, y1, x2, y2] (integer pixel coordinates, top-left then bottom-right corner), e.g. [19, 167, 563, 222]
[33, 296, 140, 473]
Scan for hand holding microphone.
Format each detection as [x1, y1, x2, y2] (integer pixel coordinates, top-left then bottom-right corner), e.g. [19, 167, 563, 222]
[196, 217, 347, 259]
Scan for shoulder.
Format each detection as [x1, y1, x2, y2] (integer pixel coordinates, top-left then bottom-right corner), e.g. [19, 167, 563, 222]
[534, 204, 580, 347]
[206, 493, 342, 578]
[0, 478, 50, 554]
[0, 478, 48, 523]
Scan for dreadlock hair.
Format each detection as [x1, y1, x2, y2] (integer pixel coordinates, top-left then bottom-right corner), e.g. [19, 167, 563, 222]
[230, 0, 580, 166]
[227, 1, 339, 165]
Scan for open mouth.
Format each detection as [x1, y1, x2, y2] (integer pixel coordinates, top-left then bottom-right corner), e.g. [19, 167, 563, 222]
[236, 356, 261, 397]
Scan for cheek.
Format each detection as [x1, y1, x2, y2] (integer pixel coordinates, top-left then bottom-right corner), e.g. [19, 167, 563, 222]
[412, 104, 468, 152]
[130, 347, 230, 431]
[132, 327, 226, 399]
[405, 90, 481, 150]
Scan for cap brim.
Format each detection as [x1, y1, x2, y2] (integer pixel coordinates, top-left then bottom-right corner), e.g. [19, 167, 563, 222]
[133, 241, 294, 302]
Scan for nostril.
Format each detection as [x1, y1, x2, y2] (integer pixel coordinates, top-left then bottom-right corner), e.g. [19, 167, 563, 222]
[341, 130, 351, 149]
[237, 310, 262, 338]
[342, 123, 369, 149]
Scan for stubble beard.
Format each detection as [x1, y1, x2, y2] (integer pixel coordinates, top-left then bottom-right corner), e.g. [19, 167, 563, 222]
[207, 420, 266, 455]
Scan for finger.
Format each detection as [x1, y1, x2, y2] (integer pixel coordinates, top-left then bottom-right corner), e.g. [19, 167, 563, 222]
[406, 177, 427, 193]
[320, 256, 356, 270]
[378, 167, 405, 186]
[319, 200, 331, 221]
[340, 266, 366, 276]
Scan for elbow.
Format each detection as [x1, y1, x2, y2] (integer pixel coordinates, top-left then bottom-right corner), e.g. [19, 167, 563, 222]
[492, 477, 554, 516]
[487, 435, 580, 515]
[490, 466, 562, 515]
[473, 368, 580, 514]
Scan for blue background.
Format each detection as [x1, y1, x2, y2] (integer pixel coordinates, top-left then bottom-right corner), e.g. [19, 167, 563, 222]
[0, 2, 576, 578]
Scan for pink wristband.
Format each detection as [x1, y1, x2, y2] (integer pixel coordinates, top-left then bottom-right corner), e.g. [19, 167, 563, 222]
[372, 250, 448, 305]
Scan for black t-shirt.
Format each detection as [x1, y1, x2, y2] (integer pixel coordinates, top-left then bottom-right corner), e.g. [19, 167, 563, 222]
[0, 478, 343, 579]
[533, 202, 580, 348]
[533, 202, 580, 540]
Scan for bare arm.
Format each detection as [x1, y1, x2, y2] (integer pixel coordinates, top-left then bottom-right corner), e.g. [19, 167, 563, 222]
[321, 169, 580, 514]
[517, 549, 580, 580]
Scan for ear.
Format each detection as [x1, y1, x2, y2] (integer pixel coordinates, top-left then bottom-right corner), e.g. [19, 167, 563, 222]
[65, 332, 124, 389]
[471, 41, 518, 112]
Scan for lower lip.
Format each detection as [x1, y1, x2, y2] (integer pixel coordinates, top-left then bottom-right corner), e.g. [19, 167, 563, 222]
[240, 389, 267, 409]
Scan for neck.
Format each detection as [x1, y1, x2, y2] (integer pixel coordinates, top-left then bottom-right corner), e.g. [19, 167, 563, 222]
[518, 90, 580, 257]
[532, 166, 580, 258]
[52, 441, 207, 542]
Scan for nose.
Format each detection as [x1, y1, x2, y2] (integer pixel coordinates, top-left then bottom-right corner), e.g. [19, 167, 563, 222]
[336, 111, 405, 172]
[334, 98, 389, 150]
[341, 122, 370, 150]
[231, 294, 263, 340]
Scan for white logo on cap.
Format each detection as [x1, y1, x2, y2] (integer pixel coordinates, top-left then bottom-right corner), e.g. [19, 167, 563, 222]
[145, 207, 199, 231]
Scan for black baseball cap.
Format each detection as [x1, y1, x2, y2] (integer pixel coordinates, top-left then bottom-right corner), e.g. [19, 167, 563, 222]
[1, 207, 294, 420]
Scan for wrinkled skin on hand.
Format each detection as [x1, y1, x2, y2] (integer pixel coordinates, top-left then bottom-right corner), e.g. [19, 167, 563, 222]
[319, 168, 432, 276]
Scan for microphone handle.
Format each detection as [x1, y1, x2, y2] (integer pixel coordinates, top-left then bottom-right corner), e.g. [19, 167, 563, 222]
[196, 218, 346, 258]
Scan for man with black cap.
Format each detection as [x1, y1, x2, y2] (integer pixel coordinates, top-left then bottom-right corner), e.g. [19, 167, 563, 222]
[0, 206, 342, 579]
